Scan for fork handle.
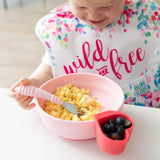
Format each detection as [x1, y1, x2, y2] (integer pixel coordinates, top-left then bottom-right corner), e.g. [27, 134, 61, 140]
[14, 86, 62, 105]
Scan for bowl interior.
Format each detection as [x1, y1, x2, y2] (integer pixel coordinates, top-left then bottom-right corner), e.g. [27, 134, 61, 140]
[37, 73, 124, 113]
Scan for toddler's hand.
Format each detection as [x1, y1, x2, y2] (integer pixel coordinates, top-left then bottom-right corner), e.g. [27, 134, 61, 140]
[8, 77, 36, 110]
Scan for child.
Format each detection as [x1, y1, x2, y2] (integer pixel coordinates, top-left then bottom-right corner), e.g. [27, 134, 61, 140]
[8, 0, 160, 109]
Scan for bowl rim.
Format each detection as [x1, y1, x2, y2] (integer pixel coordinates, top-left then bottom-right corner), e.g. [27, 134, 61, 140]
[36, 73, 124, 123]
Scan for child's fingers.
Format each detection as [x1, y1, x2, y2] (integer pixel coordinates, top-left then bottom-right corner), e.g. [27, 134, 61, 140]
[7, 88, 21, 99]
[19, 103, 36, 110]
[16, 95, 31, 103]
[16, 96, 35, 110]
[8, 77, 36, 110]
[19, 77, 32, 86]
[8, 77, 32, 97]
[9, 83, 20, 94]
[8, 79, 25, 94]
[8, 87, 22, 98]
[7, 89, 16, 97]
[25, 103, 36, 110]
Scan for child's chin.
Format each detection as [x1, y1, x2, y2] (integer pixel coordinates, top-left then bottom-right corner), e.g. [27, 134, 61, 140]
[88, 21, 110, 29]
[90, 24, 107, 29]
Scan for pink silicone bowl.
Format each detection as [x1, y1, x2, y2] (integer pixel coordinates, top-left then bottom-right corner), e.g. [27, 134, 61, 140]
[36, 73, 124, 140]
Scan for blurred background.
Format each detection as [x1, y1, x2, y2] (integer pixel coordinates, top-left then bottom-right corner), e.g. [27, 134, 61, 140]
[0, 0, 160, 88]
[0, 0, 67, 88]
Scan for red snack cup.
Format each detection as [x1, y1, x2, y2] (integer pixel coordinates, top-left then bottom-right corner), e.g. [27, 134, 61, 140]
[95, 111, 134, 155]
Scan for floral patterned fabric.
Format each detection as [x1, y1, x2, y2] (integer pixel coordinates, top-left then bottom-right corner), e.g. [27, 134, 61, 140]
[36, 0, 160, 107]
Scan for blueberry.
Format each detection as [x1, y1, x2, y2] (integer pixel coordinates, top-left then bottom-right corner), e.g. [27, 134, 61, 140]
[101, 125, 107, 133]
[104, 132, 112, 138]
[104, 122, 109, 129]
[101, 117, 131, 140]
[117, 125, 125, 137]
[106, 123, 117, 133]
[124, 119, 132, 129]
[115, 116, 125, 126]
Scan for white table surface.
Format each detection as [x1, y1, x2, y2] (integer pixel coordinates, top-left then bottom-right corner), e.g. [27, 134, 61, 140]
[0, 88, 160, 160]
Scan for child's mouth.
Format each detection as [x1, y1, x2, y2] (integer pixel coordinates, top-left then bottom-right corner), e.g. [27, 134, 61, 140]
[89, 19, 106, 25]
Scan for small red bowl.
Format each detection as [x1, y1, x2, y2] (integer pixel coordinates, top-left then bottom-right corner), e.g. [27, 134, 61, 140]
[95, 111, 134, 155]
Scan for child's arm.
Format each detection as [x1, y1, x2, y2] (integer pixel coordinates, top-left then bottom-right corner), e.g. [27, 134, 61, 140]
[29, 62, 53, 87]
[8, 63, 53, 110]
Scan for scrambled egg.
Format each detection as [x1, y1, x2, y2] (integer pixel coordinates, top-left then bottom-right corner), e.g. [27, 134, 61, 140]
[44, 84, 103, 121]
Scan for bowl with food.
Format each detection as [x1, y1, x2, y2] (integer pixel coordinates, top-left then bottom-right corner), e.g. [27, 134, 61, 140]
[36, 73, 124, 140]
